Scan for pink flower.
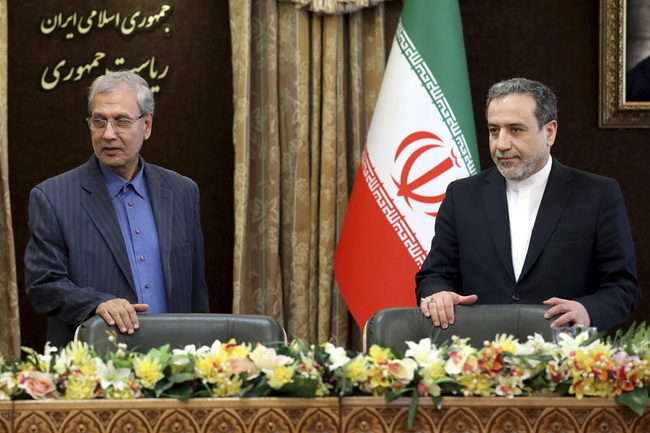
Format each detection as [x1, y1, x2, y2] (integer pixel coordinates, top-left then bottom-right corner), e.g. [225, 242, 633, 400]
[229, 357, 255, 374]
[22, 372, 58, 400]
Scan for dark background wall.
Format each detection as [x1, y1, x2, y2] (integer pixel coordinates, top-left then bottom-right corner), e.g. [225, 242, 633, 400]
[8, 1, 648, 352]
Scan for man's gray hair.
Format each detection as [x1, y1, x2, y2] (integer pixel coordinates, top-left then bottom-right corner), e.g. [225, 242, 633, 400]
[486, 78, 557, 129]
[88, 70, 154, 115]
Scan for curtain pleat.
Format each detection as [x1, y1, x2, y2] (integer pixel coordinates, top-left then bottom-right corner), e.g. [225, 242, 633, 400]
[279, 0, 388, 15]
[230, 0, 400, 348]
[0, 0, 21, 359]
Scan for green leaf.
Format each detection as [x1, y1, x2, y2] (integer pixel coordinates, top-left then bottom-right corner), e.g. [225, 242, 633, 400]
[160, 382, 195, 401]
[333, 376, 355, 397]
[154, 379, 175, 398]
[280, 377, 319, 398]
[428, 394, 444, 409]
[615, 387, 649, 416]
[525, 371, 550, 391]
[167, 372, 195, 384]
[238, 376, 272, 398]
[385, 387, 414, 401]
[553, 382, 571, 396]
[439, 381, 464, 395]
[407, 391, 419, 430]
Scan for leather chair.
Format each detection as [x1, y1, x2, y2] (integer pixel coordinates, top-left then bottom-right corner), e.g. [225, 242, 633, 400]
[75, 313, 287, 354]
[363, 305, 553, 353]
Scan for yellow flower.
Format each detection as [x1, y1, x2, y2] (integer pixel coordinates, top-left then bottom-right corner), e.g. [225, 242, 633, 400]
[222, 339, 250, 359]
[368, 364, 390, 393]
[458, 373, 491, 396]
[343, 356, 368, 385]
[368, 345, 391, 365]
[268, 365, 294, 389]
[132, 355, 165, 389]
[570, 374, 594, 399]
[106, 379, 140, 399]
[64, 376, 97, 399]
[492, 334, 517, 354]
[79, 362, 98, 377]
[421, 361, 446, 380]
[212, 374, 242, 397]
[195, 357, 218, 382]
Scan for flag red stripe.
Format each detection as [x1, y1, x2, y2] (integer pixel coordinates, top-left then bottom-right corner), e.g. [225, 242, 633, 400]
[334, 168, 419, 329]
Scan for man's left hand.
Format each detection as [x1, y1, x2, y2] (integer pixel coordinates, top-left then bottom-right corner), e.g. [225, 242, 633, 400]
[543, 297, 591, 328]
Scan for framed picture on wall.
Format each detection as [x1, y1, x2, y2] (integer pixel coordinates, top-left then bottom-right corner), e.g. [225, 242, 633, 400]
[600, 0, 650, 128]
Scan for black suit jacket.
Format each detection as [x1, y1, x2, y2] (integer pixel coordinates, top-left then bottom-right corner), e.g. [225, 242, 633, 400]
[415, 158, 640, 331]
[25, 156, 210, 347]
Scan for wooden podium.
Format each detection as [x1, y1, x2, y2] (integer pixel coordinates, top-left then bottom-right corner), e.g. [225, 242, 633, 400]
[2, 396, 649, 433]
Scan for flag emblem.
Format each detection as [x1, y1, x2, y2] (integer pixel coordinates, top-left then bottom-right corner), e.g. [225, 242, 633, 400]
[393, 130, 462, 217]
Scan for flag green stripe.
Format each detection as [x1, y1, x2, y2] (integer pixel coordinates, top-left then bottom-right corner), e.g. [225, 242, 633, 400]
[400, 0, 480, 170]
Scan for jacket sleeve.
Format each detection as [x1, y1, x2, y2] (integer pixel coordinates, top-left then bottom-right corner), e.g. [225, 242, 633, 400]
[415, 182, 462, 303]
[575, 180, 641, 330]
[24, 187, 118, 327]
[190, 183, 209, 312]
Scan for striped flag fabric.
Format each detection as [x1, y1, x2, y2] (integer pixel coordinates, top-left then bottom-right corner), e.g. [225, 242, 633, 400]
[334, 0, 480, 329]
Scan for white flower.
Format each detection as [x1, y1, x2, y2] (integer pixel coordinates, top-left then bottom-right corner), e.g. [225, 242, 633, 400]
[172, 344, 200, 356]
[0, 372, 17, 400]
[405, 339, 443, 369]
[40, 343, 58, 367]
[95, 359, 132, 391]
[249, 344, 294, 374]
[323, 343, 350, 371]
[390, 358, 418, 383]
[444, 345, 474, 375]
[555, 329, 598, 359]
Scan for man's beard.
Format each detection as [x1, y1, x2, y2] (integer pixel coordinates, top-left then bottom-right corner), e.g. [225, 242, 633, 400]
[493, 149, 546, 182]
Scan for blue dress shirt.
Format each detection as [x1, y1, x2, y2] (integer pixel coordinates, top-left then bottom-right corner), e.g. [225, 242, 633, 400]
[99, 158, 168, 313]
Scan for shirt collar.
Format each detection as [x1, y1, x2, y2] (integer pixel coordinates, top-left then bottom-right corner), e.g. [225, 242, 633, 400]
[506, 155, 553, 192]
[99, 156, 147, 199]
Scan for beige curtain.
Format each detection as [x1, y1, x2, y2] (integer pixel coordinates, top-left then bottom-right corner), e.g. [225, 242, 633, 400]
[0, 0, 21, 359]
[229, 0, 400, 347]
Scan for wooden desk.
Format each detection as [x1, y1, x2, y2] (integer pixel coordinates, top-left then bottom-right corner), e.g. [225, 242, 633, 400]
[3, 396, 649, 433]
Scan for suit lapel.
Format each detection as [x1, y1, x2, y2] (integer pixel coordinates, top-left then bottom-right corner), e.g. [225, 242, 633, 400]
[79, 157, 136, 292]
[144, 164, 174, 299]
[520, 159, 573, 279]
[481, 169, 516, 281]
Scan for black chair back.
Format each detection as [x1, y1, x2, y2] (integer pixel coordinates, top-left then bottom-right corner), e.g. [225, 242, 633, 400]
[364, 305, 553, 353]
[75, 313, 287, 354]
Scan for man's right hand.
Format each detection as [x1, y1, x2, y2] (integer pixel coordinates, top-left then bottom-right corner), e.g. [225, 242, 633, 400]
[95, 299, 149, 334]
[420, 291, 478, 329]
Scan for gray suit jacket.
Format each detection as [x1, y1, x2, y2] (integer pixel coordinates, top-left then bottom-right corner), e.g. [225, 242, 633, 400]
[25, 156, 209, 347]
[415, 158, 641, 331]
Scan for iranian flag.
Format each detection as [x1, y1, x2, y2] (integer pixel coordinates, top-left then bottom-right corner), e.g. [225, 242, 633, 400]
[334, 0, 480, 329]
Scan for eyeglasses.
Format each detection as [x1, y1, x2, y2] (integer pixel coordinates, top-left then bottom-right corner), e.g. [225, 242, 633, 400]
[86, 113, 146, 132]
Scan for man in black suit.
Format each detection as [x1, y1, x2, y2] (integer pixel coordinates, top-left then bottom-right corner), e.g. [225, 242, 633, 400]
[415, 78, 640, 332]
[25, 71, 209, 347]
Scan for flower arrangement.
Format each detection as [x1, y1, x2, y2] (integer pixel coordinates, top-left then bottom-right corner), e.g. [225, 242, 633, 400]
[2, 324, 649, 429]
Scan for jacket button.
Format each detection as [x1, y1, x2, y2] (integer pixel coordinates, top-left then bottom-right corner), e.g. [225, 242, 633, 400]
[511, 293, 520, 302]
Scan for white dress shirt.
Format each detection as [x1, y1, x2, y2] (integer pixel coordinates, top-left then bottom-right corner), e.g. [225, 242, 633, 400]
[506, 157, 553, 281]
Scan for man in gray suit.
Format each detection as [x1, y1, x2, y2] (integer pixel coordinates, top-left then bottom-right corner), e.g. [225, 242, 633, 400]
[25, 71, 209, 347]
